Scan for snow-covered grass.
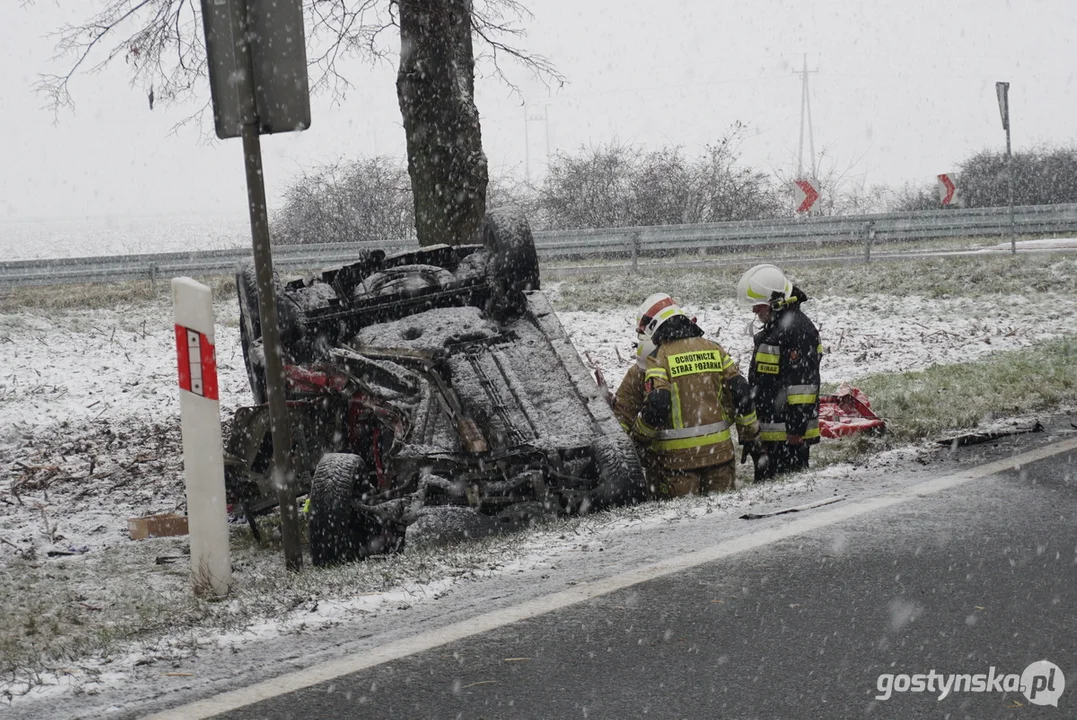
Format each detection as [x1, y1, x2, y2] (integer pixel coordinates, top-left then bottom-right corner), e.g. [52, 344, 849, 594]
[2, 250, 1077, 704]
[541, 233, 1019, 269]
[551, 252, 1077, 310]
[0, 275, 236, 314]
[852, 335, 1077, 441]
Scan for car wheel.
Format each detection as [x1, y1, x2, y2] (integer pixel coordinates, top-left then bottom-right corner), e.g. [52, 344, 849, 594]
[354, 264, 456, 300]
[587, 433, 646, 510]
[482, 207, 540, 315]
[236, 263, 268, 404]
[308, 453, 384, 566]
[236, 263, 312, 401]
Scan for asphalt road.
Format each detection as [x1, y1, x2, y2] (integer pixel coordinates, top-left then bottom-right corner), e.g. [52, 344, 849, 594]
[212, 445, 1076, 720]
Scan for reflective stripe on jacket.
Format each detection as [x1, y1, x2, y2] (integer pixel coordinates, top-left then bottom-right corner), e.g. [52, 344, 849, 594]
[643, 336, 756, 470]
[613, 363, 646, 433]
[748, 303, 822, 445]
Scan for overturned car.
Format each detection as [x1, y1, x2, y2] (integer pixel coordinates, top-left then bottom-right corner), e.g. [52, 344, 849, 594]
[223, 210, 645, 565]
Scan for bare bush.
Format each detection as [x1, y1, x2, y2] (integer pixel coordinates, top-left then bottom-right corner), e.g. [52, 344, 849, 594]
[539, 126, 783, 230]
[957, 145, 1077, 208]
[889, 181, 940, 212]
[485, 168, 543, 225]
[272, 157, 415, 245]
[773, 145, 892, 217]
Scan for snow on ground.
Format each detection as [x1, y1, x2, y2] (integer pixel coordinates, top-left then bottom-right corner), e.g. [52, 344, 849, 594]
[0, 215, 250, 261]
[1, 287, 1076, 707]
[984, 237, 1077, 251]
[561, 293, 1076, 392]
[2, 290, 1075, 555]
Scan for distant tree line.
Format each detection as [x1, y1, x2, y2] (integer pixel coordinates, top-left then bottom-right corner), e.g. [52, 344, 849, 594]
[272, 126, 786, 243]
[955, 146, 1077, 208]
[272, 142, 1077, 243]
[890, 145, 1077, 211]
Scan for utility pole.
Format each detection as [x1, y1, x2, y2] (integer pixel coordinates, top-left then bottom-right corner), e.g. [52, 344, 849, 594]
[524, 103, 551, 184]
[793, 54, 818, 180]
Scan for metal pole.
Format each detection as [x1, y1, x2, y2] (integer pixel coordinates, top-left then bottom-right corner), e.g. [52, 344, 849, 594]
[233, 0, 302, 571]
[543, 106, 551, 160]
[806, 66, 816, 180]
[1007, 123, 1016, 255]
[524, 103, 531, 184]
[797, 55, 806, 179]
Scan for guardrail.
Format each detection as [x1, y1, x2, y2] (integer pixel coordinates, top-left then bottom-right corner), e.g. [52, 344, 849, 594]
[2, 203, 1075, 288]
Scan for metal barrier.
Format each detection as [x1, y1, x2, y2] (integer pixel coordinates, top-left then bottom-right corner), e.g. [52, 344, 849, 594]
[2, 203, 1075, 288]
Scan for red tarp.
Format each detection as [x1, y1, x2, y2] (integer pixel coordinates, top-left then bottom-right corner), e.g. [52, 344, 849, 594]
[819, 385, 886, 438]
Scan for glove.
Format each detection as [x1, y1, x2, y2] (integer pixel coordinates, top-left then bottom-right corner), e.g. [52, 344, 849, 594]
[740, 440, 762, 464]
[741, 441, 769, 482]
[753, 446, 770, 482]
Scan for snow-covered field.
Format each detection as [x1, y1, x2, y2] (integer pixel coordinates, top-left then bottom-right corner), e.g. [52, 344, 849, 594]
[1, 264, 1077, 710]
[0, 214, 249, 261]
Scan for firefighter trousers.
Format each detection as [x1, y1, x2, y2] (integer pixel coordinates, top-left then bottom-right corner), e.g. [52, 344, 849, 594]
[657, 460, 736, 498]
[759, 442, 810, 480]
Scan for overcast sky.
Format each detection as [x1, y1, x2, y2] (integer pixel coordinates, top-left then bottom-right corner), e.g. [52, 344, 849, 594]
[2, 0, 1074, 222]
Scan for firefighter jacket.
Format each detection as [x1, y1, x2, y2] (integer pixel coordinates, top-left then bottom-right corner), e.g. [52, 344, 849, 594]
[748, 293, 822, 445]
[613, 362, 645, 433]
[638, 335, 759, 471]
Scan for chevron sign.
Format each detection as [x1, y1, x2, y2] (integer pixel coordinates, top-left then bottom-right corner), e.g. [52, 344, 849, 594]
[792, 179, 820, 213]
[937, 174, 958, 206]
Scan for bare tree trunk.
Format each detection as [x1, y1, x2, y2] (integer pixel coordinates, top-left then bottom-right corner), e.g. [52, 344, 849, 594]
[397, 0, 488, 247]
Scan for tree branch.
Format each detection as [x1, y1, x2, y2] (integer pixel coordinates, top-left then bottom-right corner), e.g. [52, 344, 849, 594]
[34, 0, 564, 114]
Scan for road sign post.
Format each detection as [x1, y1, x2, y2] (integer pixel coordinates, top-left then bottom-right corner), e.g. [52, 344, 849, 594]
[996, 81, 1016, 255]
[172, 277, 231, 597]
[200, 0, 310, 571]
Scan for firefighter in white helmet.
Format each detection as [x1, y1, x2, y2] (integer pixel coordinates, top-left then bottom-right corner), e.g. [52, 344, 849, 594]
[631, 293, 759, 497]
[736, 265, 822, 478]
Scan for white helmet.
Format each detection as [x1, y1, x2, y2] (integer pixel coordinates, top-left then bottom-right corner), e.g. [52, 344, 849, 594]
[736, 264, 793, 308]
[636, 293, 686, 338]
[634, 333, 656, 368]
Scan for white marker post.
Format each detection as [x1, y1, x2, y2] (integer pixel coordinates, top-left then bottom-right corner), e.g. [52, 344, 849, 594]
[172, 277, 231, 597]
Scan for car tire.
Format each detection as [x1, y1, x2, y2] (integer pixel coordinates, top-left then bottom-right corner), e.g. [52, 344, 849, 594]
[236, 263, 268, 405]
[236, 262, 312, 402]
[587, 433, 646, 510]
[481, 208, 540, 316]
[308, 453, 384, 566]
[355, 264, 457, 300]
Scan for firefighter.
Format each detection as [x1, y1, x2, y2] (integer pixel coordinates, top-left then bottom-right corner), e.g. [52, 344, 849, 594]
[736, 264, 822, 477]
[633, 293, 759, 497]
[612, 333, 661, 496]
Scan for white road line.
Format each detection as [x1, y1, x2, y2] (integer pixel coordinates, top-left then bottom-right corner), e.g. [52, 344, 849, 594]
[145, 436, 1077, 719]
